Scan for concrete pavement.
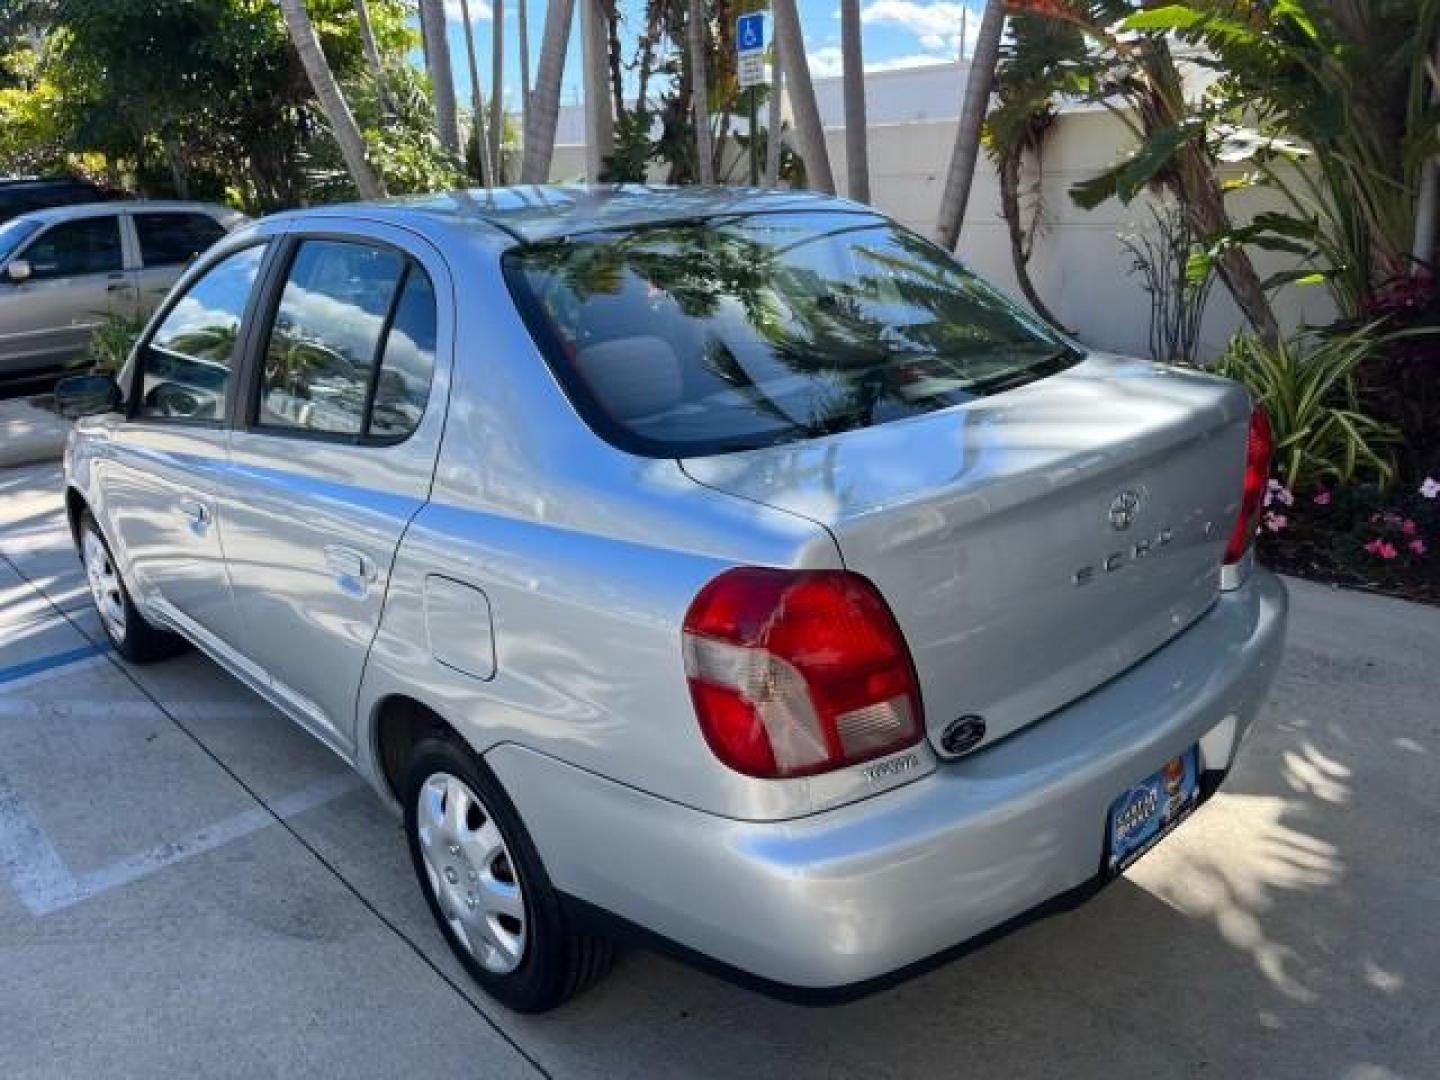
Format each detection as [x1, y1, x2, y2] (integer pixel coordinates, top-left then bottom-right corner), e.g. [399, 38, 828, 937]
[0, 398, 70, 469]
[1, 460, 1437, 1079]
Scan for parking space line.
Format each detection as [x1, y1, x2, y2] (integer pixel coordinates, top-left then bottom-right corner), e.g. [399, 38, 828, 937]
[0, 774, 83, 914]
[0, 642, 107, 687]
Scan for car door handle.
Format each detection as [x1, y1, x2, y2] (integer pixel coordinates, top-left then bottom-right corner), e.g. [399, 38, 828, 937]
[106, 282, 133, 293]
[324, 545, 374, 581]
[176, 501, 210, 527]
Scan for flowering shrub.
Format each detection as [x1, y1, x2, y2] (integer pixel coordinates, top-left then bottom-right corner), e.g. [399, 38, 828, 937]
[1256, 476, 1438, 604]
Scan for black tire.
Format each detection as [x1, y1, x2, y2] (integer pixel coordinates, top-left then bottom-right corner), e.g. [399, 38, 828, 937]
[403, 735, 613, 1012]
[79, 510, 187, 663]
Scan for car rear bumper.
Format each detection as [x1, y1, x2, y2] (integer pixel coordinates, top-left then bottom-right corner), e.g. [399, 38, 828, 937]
[487, 569, 1288, 997]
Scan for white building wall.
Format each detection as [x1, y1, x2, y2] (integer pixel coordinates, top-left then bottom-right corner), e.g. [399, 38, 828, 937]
[549, 105, 1335, 361]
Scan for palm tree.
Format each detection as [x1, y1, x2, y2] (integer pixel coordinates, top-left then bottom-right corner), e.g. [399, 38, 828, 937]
[418, 0, 461, 154]
[278, 0, 386, 199]
[491, 0, 506, 182]
[687, 0, 714, 183]
[772, 0, 834, 192]
[458, 0, 492, 185]
[517, 0, 532, 143]
[935, 0, 1004, 251]
[521, 0, 577, 181]
[839, 0, 869, 202]
[765, 43, 783, 187]
[352, 0, 391, 110]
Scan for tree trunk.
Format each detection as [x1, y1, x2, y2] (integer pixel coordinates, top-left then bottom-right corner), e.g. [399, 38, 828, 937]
[997, 142, 1067, 328]
[419, 0, 461, 154]
[839, 0, 869, 202]
[764, 41, 783, 188]
[935, 0, 1004, 251]
[772, 0, 833, 192]
[491, 0, 506, 182]
[1412, 44, 1440, 270]
[278, 0, 386, 199]
[521, 0, 577, 182]
[161, 135, 191, 200]
[458, 0, 492, 185]
[581, 0, 615, 178]
[353, 0, 391, 110]
[518, 0, 532, 144]
[687, 0, 714, 184]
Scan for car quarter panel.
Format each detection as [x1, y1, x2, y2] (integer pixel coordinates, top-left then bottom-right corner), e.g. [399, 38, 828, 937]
[485, 569, 1287, 989]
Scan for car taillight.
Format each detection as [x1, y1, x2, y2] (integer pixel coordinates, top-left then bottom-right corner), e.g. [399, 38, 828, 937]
[681, 568, 924, 779]
[1223, 404, 1274, 565]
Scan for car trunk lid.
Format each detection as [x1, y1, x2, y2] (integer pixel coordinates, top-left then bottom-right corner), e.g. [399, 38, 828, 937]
[681, 356, 1253, 756]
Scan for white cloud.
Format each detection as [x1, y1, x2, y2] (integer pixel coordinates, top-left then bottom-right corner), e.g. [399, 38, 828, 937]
[858, 0, 981, 57]
[443, 0, 493, 22]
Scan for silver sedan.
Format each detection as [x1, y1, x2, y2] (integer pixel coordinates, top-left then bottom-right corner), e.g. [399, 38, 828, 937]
[59, 186, 1286, 1011]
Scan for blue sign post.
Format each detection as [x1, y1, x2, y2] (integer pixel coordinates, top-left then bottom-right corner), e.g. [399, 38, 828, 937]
[736, 12, 768, 185]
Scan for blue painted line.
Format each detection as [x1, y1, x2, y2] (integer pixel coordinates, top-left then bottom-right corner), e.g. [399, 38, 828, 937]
[0, 643, 107, 686]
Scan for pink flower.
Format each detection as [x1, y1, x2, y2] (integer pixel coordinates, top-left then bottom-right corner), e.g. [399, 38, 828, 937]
[1264, 479, 1293, 508]
[1263, 511, 1288, 533]
[1401, 519, 1418, 536]
[1421, 477, 1439, 499]
[1313, 489, 1332, 506]
[1409, 539, 1427, 556]
[1364, 538, 1399, 560]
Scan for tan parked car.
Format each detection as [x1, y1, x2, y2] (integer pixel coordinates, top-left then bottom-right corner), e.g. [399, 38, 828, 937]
[0, 200, 247, 378]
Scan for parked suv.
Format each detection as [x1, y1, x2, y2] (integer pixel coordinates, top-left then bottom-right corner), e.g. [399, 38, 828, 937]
[0, 176, 123, 223]
[59, 186, 1287, 1012]
[0, 201, 246, 378]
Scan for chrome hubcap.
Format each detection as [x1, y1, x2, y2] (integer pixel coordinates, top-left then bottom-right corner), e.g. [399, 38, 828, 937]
[82, 530, 125, 642]
[417, 772, 526, 974]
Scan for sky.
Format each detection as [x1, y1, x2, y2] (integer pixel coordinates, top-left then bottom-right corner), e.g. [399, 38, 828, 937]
[439, 0, 986, 109]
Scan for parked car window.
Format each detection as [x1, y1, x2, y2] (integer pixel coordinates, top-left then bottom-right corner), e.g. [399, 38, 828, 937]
[504, 212, 1078, 457]
[22, 215, 123, 279]
[257, 239, 410, 437]
[368, 266, 437, 439]
[0, 217, 42, 264]
[134, 212, 227, 267]
[136, 244, 266, 423]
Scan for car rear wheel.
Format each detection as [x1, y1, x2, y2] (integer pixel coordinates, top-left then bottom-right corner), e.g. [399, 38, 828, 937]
[403, 736, 613, 1012]
[80, 511, 186, 663]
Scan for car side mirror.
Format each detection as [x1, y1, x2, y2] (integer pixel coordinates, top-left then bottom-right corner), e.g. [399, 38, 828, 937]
[54, 373, 122, 419]
[5, 258, 31, 283]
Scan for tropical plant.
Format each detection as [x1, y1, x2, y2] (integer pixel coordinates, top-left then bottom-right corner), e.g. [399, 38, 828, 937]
[686, 0, 714, 183]
[83, 312, 146, 375]
[1215, 324, 1401, 491]
[280, 0, 385, 198]
[772, 0, 832, 192]
[491, 0, 506, 181]
[936, 0, 1006, 251]
[521, 0, 576, 181]
[983, 11, 1089, 326]
[417, 0, 460, 155]
[839, 0, 869, 202]
[1120, 201, 1216, 366]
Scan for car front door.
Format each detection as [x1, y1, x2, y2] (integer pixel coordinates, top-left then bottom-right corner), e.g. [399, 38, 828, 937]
[130, 210, 229, 317]
[218, 224, 449, 752]
[96, 241, 271, 666]
[0, 212, 135, 375]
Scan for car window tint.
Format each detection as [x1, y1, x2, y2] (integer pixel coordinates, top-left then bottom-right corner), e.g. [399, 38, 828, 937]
[134, 212, 227, 267]
[138, 244, 266, 423]
[23, 216, 123, 279]
[368, 267, 437, 439]
[258, 240, 406, 436]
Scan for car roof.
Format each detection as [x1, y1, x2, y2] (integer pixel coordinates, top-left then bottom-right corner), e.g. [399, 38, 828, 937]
[265, 184, 878, 246]
[12, 200, 236, 226]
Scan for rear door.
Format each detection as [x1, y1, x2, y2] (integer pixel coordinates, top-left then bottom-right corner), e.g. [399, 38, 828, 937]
[0, 212, 133, 373]
[130, 209, 229, 316]
[218, 222, 450, 751]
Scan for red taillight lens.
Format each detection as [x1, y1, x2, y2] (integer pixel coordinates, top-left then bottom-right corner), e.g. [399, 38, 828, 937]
[1224, 404, 1274, 565]
[681, 568, 924, 778]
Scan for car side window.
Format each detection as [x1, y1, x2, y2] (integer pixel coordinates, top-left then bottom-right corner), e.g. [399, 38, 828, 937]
[23, 216, 123, 279]
[134, 212, 227, 268]
[136, 244, 266, 423]
[257, 239, 434, 440]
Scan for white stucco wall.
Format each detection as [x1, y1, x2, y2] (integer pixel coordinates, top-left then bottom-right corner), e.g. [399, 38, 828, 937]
[549, 106, 1335, 362]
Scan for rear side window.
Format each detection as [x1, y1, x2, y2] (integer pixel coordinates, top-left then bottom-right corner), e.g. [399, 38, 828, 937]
[137, 244, 266, 423]
[23, 216, 123, 279]
[504, 212, 1076, 457]
[256, 239, 434, 440]
[134, 212, 226, 267]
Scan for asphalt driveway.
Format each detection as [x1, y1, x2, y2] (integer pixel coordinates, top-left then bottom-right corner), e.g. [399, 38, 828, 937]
[1, 460, 1437, 1079]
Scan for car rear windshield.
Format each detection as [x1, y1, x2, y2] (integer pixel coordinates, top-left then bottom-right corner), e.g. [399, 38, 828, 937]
[503, 211, 1078, 457]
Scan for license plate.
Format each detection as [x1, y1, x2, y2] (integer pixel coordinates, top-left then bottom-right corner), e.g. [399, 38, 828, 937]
[1106, 747, 1200, 875]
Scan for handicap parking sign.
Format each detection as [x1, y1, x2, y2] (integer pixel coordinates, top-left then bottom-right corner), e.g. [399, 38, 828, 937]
[737, 12, 765, 55]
